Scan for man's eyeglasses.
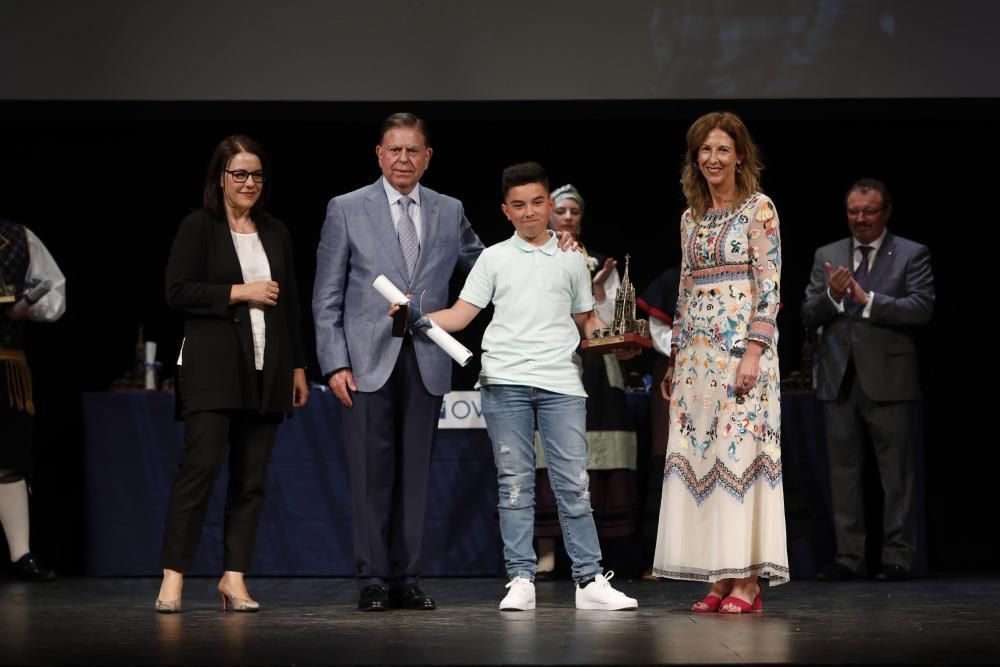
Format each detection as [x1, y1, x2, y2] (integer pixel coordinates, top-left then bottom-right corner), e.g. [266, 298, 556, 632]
[847, 207, 882, 217]
[225, 170, 266, 183]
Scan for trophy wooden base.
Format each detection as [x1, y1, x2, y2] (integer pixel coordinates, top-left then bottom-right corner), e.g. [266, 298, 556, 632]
[580, 333, 652, 353]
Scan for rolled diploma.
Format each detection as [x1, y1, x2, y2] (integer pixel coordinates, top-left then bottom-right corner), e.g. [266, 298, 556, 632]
[422, 320, 473, 367]
[372, 274, 410, 306]
[372, 275, 473, 367]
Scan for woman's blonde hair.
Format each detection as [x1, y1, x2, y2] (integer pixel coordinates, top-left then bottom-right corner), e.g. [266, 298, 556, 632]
[680, 112, 763, 220]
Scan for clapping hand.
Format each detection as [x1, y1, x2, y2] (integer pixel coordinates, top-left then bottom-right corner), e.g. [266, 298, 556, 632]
[593, 257, 617, 286]
[824, 262, 852, 302]
[845, 277, 869, 305]
[593, 257, 617, 302]
[824, 262, 869, 306]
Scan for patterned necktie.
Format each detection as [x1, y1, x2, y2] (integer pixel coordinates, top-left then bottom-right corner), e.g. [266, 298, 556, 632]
[853, 245, 872, 291]
[397, 195, 418, 279]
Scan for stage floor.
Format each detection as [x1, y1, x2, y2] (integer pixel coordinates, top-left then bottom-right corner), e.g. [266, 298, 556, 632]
[2, 575, 997, 665]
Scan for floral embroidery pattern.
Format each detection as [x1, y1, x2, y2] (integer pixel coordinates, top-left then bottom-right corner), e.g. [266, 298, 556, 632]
[666, 193, 783, 503]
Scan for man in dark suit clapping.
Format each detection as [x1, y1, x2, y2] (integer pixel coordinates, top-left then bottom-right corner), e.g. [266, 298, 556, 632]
[802, 179, 934, 583]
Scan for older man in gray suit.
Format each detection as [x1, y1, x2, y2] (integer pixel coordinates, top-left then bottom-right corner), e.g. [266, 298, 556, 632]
[313, 113, 485, 611]
[802, 179, 934, 583]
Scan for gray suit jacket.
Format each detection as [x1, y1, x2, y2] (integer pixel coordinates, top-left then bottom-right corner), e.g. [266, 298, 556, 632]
[801, 232, 934, 402]
[313, 178, 484, 395]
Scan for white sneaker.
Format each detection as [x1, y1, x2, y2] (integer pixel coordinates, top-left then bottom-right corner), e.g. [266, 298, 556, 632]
[499, 576, 536, 611]
[575, 571, 638, 610]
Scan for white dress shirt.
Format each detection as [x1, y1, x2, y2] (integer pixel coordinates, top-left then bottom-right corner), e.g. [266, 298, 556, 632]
[382, 177, 424, 244]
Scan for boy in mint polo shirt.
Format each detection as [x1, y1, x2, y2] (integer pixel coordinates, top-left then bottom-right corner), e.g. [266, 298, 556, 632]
[414, 162, 639, 611]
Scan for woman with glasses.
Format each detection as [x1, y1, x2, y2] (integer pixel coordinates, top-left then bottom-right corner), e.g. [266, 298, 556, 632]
[155, 135, 308, 613]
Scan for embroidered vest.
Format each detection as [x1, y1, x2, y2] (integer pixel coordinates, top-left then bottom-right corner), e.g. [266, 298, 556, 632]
[0, 219, 30, 349]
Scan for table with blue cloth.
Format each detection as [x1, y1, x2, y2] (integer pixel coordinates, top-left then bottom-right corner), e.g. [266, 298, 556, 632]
[83, 389, 916, 576]
[83, 390, 502, 576]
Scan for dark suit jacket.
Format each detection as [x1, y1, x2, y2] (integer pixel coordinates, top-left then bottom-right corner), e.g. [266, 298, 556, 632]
[165, 209, 306, 414]
[801, 231, 934, 402]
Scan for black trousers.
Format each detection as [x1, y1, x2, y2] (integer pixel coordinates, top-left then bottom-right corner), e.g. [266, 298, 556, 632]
[824, 363, 917, 572]
[341, 337, 442, 589]
[160, 408, 282, 572]
[0, 363, 32, 477]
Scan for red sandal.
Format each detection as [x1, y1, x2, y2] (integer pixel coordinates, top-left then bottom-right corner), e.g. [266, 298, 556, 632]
[718, 587, 762, 614]
[691, 594, 723, 613]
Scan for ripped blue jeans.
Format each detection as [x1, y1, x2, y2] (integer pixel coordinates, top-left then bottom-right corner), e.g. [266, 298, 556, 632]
[480, 384, 603, 583]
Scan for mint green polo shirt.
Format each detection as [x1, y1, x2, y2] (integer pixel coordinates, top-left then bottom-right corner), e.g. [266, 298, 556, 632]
[459, 230, 595, 397]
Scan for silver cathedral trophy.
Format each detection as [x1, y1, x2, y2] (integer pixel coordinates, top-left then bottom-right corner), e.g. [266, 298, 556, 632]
[581, 255, 652, 353]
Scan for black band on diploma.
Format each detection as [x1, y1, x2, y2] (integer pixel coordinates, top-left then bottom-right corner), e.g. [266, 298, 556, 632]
[391, 304, 410, 337]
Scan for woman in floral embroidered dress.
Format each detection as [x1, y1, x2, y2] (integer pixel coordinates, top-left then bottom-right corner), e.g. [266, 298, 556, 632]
[652, 112, 788, 613]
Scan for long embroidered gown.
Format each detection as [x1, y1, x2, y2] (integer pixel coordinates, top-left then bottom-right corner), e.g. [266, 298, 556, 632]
[652, 192, 789, 585]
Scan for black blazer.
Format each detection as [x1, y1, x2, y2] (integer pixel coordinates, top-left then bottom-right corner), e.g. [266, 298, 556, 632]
[165, 209, 306, 415]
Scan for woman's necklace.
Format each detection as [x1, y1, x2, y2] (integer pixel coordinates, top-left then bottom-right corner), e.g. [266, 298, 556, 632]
[229, 218, 255, 234]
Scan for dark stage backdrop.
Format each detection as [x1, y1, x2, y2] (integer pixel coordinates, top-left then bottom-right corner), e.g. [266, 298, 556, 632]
[0, 98, 993, 574]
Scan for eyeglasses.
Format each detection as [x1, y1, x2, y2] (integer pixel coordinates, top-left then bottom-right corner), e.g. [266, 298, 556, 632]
[847, 207, 882, 217]
[225, 169, 266, 183]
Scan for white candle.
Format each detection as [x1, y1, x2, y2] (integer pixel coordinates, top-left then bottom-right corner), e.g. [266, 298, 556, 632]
[144, 341, 157, 390]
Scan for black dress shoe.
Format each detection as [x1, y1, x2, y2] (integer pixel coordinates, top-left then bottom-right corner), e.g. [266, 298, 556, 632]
[817, 562, 859, 582]
[358, 584, 389, 611]
[11, 553, 56, 582]
[875, 564, 910, 582]
[388, 584, 436, 610]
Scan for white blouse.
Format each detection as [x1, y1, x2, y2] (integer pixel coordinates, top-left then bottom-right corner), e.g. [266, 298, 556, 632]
[231, 231, 271, 371]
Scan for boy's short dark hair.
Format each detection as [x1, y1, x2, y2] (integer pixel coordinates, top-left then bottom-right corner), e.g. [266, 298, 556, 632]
[501, 162, 549, 199]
